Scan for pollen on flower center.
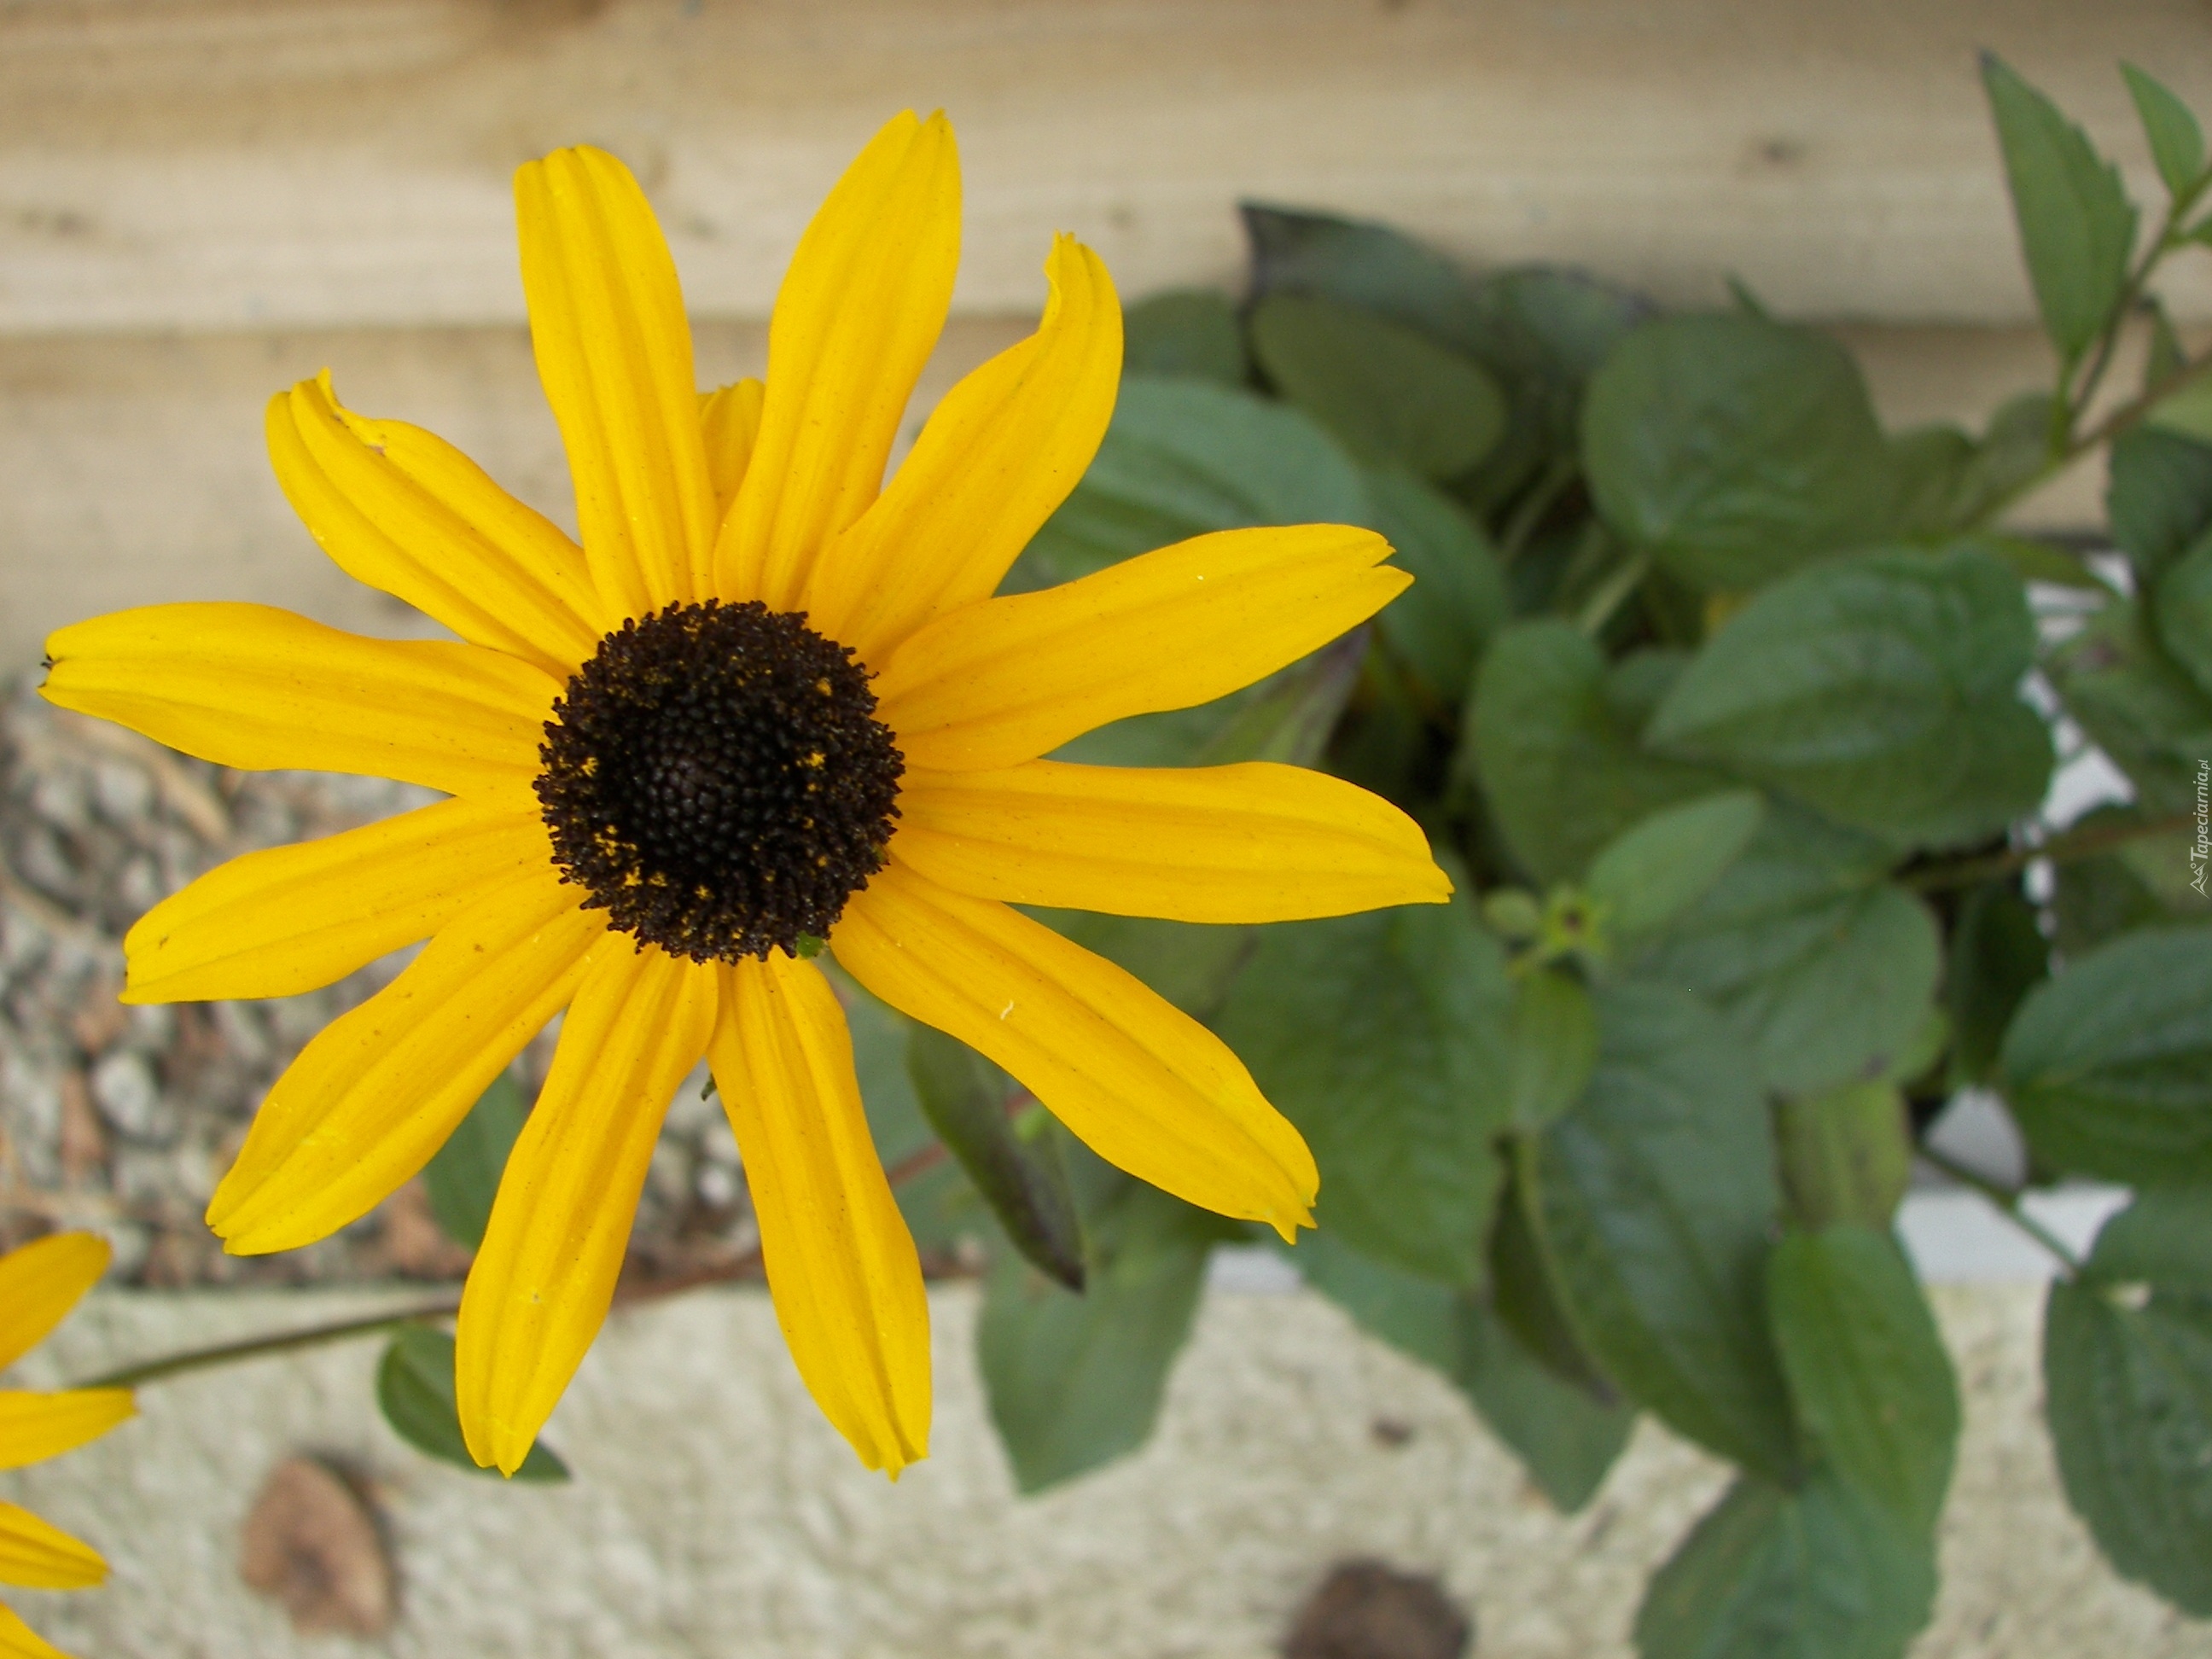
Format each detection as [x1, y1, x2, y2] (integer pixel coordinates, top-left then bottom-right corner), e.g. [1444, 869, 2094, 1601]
[535, 600, 904, 963]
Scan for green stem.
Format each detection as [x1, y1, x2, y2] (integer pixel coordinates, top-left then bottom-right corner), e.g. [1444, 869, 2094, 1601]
[74, 1295, 461, 1390]
[1916, 1144, 2082, 1277]
[1499, 456, 1577, 562]
[1902, 811, 2188, 894]
[1576, 550, 1652, 637]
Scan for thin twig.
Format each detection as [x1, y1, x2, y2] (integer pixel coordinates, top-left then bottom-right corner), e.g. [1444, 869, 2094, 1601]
[1917, 1144, 2082, 1278]
[73, 1295, 463, 1390]
[1903, 812, 2190, 894]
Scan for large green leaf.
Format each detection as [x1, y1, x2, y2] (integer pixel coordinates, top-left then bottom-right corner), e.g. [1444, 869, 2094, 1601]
[2044, 595, 2212, 818]
[1584, 790, 1766, 945]
[1646, 545, 2052, 849]
[1982, 54, 2138, 367]
[1633, 809, 1941, 1099]
[1944, 880, 2052, 1086]
[2084, 1184, 2212, 1295]
[1633, 1471, 1936, 1659]
[1121, 288, 1248, 387]
[1249, 293, 1507, 479]
[2122, 63, 2209, 201]
[976, 1178, 1232, 1493]
[1217, 899, 1512, 1284]
[375, 1326, 568, 1482]
[1581, 314, 1899, 591]
[422, 1070, 528, 1250]
[1998, 925, 2212, 1185]
[1242, 202, 1486, 345]
[1767, 1226, 1959, 1536]
[1527, 982, 1797, 1479]
[1289, 1227, 1633, 1513]
[1773, 1084, 1913, 1233]
[2106, 426, 2212, 588]
[1363, 467, 1507, 707]
[1465, 620, 1725, 886]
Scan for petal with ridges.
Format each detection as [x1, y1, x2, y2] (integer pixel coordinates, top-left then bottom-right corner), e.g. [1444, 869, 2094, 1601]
[0, 1393, 133, 1474]
[0, 1505, 103, 1592]
[710, 953, 929, 1475]
[517, 147, 719, 609]
[43, 603, 554, 796]
[457, 945, 717, 1475]
[125, 790, 550, 1004]
[269, 373, 602, 677]
[0, 1236, 107, 1375]
[895, 760, 1450, 922]
[0, 1601, 70, 1659]
[809, 236, 1121, 662]
[717, 112, 961, 612]
[208, 870, 602, 1254]
[831, 862, 1316, 1239]
[874, 525, 1406, 771]
[700, 379, 765, 526]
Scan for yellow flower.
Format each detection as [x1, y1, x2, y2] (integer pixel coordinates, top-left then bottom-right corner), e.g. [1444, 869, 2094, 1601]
[42, 113, 1448, 1477]
[0, 1234, 133, 1659]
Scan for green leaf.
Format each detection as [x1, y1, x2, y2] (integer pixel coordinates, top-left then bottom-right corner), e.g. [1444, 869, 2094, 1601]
[977, 1179, 1231, 1492]
[2054, 809, 2212, 953]
[1288, 1228, 1633, 1511]
[1944, 881, 2052, 1085]
[1646, 545, 2052, 849]
[2107, 425, 2212, 587]
[1242, 203, 1486, 344]
[1999, 925, 2212, 1185]
[2154, 532, 2212, 696]
[1526, 982, 1797, 1480]
[2044, 1275, 2212, 1615]
[1249, 293, 1506, 480]
[1774, 1083, 1913, 1232]
[1982, 54, 2139, 367]
[2045, 595, 2212, 817]
[1633, 1471, 1936, 1659]
[422, 1070, 528, 1250]
[1767, 1225, 1960, 1536]
[375, 1326, 568, 1481]
[1121, 288, 1248, 386]
[1364, 468, 1507, 706]
[1464, 620, 1726, 886]
[1971, 532, 2114, 593]
[1490, 1154, 1619, 1400]
[1634, 808, 1941, 1099]
[2122, 63, 2208, 202]
[1581, 314, 1899, 591]
[2086, 1185, 2212, 1296]
[1507, 969, 1598, 1130]
[907, 1026, 1084, 1291]
[1585, 790, 1766, 943]
[1216, 899, 1512, 1284]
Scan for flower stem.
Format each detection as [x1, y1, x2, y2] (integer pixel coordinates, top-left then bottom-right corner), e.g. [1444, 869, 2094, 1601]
[1902, 811, 2188, 894]
[1916, 1144, 2083, 1278]
[73, 1295, 461, 1390]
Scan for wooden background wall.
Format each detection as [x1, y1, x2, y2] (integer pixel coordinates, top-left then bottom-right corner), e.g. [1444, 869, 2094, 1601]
[4, 0, 2209, 670]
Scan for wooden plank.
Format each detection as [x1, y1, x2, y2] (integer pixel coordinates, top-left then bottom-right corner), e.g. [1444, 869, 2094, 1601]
[1, 0, 2208, 336]
[0, 317, 2126, 675]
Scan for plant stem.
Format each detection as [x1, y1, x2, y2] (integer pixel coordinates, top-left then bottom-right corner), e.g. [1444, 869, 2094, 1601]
[1499, 456, 1577, 562]
[1902, 811, 2189, 893]
[1576, 550, 1651, 637]
[1916, 1144, 2083, 1278]
[74, 1295, 462, 1390]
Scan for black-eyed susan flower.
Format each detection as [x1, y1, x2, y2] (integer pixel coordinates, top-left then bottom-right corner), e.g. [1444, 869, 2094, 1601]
[0, 1234, 132, 1658]
[42, 113, 1449, 1478]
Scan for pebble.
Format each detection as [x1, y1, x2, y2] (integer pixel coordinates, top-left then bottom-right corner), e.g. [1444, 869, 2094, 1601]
[90, 1051, 172, 1144]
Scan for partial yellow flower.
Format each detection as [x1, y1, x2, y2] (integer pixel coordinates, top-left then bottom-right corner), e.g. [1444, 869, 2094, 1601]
[43, 113, 1448, 1479]
[0, 1234, 133, 1659]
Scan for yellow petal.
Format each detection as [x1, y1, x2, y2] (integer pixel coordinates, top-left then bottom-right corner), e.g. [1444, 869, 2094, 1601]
[874, 525, 1406, 771]
[516, 146, 719, 610]
[716, 112, 961, 612]
[125, 790, 551, 1004]
[0, 1601, 73, 1659]
[208, 870, 602, 1254]
[808, 235, 1121, 663]
[0, 1505, 102, 1592]
[267, 373, 603, 678]
[831, 862, 1316, 1239]
[699, 378, 765, 526]
[709, 953, 929, 1476]
[895, 760, 1451, 922]
[0, 1236, 107, 1375]
[42, 603, 555, 796]
[0, 1392, 133, 1474]
[457, 945, 717, 1475]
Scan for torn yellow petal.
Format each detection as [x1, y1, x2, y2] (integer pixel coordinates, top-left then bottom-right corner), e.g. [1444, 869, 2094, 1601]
[710, 953, 929, 1476]
[268, 373, 602, 678]
[517, 146, 719, 610]
[895, 760, 1451, 922]
[0, 1601, 71, 1659]
[457, 945, 717, 1476]
[874, 525, 1406, 771]
[717, 111, 961, 612]
[125, 790, 551, 1004]
[42, 603, 555, 796]
[208, 870, 602, 1254]
[699, 378, 765, 527]
[0, 1393, 133, 1474]
[0, 1236, 107, 1375]
[0, 1505, 102, 1592]
[810, 235, 1121, 663]
[832, 862, 1316, 1238]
